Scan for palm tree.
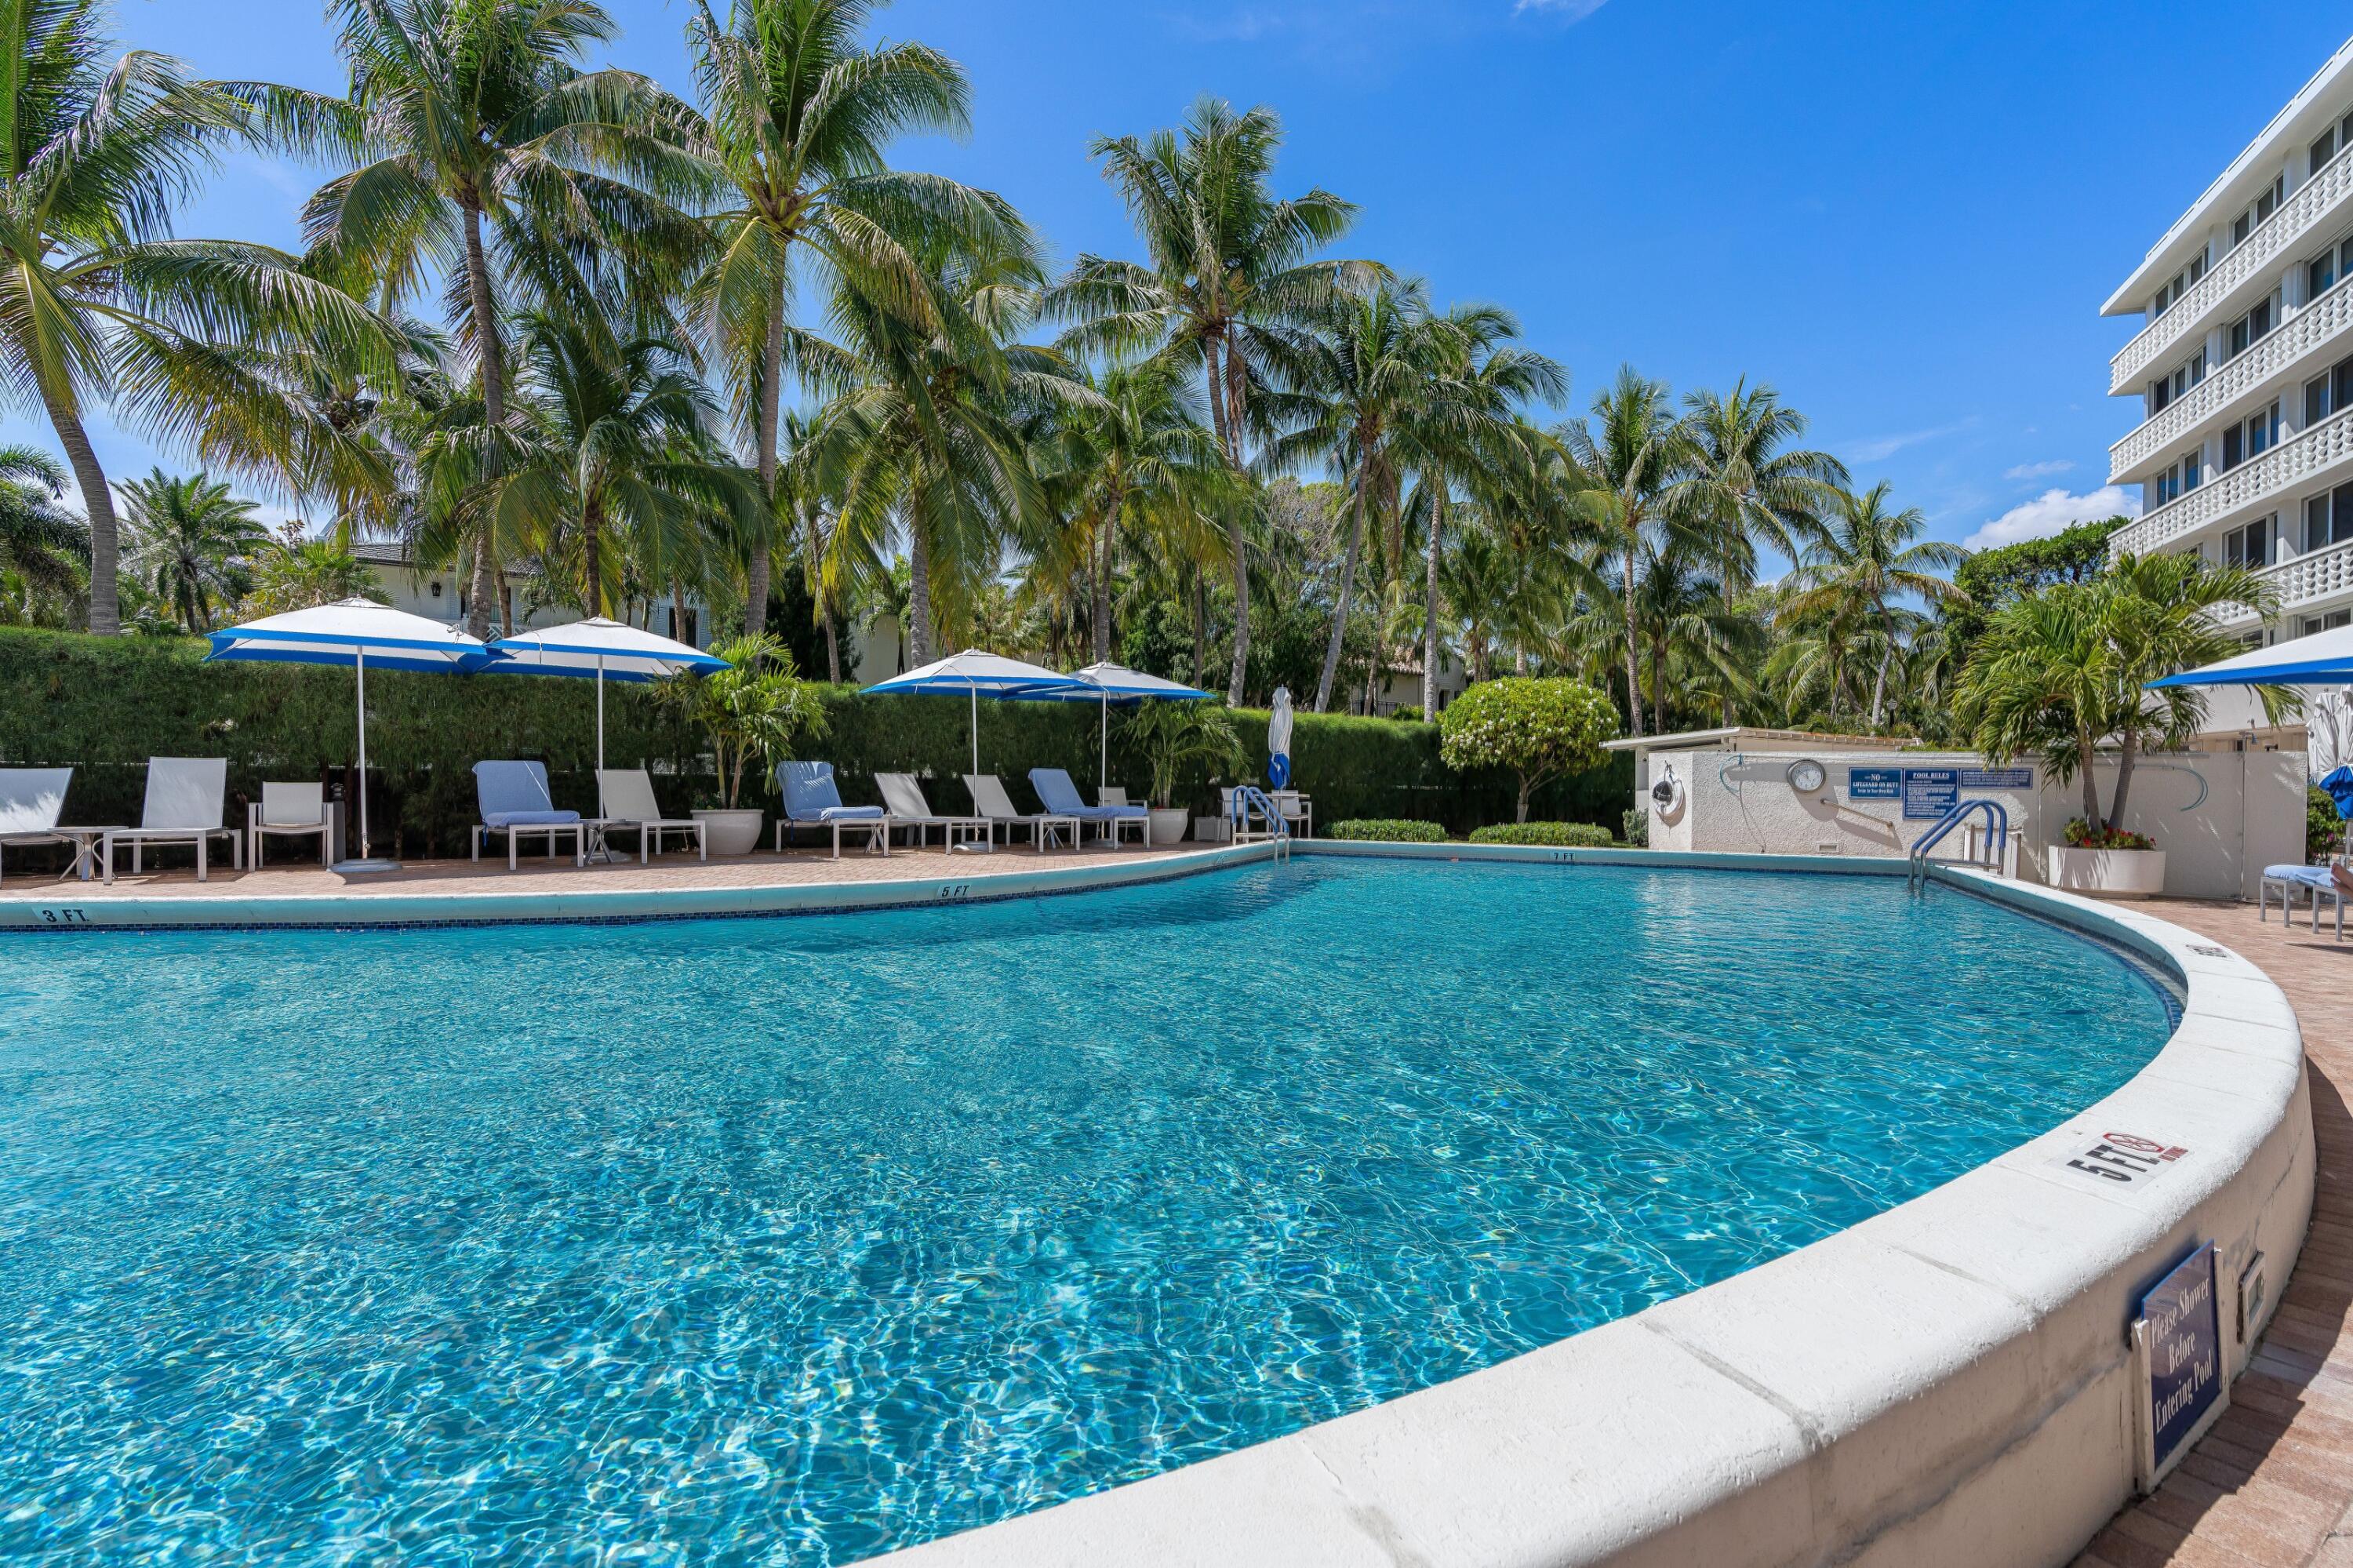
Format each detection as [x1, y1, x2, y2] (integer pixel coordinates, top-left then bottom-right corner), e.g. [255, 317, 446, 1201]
[268, 0, 709, 635]
[1051, 97, 1374, 703]
[1682, 379, 1846, 584]
[121, 469, 268, 631]
[1038, 359, 1231, 661]
[0, 446, 88, 624]
[1779, 480, 1966, 726]
[1557, 367, 1699, 737]
[0, 0, 402, 634]
[1398, 307, 1563, 716]
[243, 534, 388, 617]
[1264, 279, 1464, 712]
[678, 0, 1013, 637]
[1955, 554, 2286, 837]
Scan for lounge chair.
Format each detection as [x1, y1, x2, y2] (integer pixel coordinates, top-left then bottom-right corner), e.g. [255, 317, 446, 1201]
[247, 782, 339, 869]
[471, 760, 588, 870]
[0, 768, 112, 885]
[776, 761, 889, 858]
[1028, 767, 1149, 850]
[876, 773, 991, 851]
[103, 758, 243, 882]
[965, 773, 1080, 853]
[596, 769, 705, 863]
[2261, 864, 2344, 940]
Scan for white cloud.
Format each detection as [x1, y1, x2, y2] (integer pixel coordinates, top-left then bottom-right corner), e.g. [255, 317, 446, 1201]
[1965, 486, 2141, 551]
[1843, 418, 1974, 464]
[1515, 0, 1606, 16]
[2003, 458, 2075, 482]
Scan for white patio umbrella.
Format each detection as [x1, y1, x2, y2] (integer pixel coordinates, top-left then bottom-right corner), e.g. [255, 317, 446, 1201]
[2145, 624, 2353, 688]
[207, 598, 492, 871]
[1031, 661, 1215, 787]
[486, 617, 729, 771]
[864, 649, 1086, 773]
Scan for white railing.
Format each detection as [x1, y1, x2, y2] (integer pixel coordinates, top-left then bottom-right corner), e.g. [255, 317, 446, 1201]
[2111, 151, 2353, 394]
[2113, 404, 2353, 555]
[2217, 536, 2353, 627]
[2110, 281, 2353, 480]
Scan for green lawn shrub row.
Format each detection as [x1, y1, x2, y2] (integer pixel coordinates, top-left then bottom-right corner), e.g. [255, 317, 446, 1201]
[1326, 819, 1449, 842]
[1465, 820, 1614, 847]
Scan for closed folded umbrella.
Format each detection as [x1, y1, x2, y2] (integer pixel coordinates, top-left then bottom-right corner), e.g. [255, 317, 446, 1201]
[207, 598, 492, 871]
[1267, 686, 1296, 790]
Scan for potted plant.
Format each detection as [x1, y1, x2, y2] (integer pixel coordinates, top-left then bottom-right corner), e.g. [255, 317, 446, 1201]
[1954, 551, 2293, 898]
[653, 633, 827, 856]
[1123, 699, 1246, 846]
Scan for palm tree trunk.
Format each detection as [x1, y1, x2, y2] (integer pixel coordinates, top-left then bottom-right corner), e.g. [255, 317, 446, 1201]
[1093, 498, 1118, 662]
[2109, 727, 2139, 834]
[1620, 542, 1644, 738]
[1218, 339, 1251, 705]
[824, 618, 840, 682]
[1315, 471, 1370, 712]
[2078, 733, 2102, 832]
[41, 386, 118, 635]
[747, 292, 784, 637]
[1424, 480, 1444, 719]
[583, 499, 604, 616]
[1191, 570, 1207, 682]
[1649, 639, 1667, 736]
[460, 199, 505, 639]
[1869, 644, 1892, 729]
[907, 533, 933, 664]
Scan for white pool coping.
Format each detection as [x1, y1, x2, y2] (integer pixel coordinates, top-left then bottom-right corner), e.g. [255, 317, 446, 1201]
[4, 840, 2314, 1566]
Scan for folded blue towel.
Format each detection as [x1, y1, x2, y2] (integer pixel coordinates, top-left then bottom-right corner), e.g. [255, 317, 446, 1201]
[811, 804, 885, 821]
[2264, 864, 2337, 888]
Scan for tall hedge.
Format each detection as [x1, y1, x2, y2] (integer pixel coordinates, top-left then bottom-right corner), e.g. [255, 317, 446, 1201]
[0, 628, 1630, 858]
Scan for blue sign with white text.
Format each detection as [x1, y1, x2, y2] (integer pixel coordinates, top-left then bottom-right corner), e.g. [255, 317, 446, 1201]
[1960, 766, 2033, 790]
[1901, 768, 1959, 820]
[1847, 766, 1900, 800]
[2143, 1243, 2223, 1477]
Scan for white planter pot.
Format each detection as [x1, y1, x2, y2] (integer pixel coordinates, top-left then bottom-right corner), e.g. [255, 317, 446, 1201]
[2046, 845, 2167, 899]
[1147, 808, 1190, 846]
[693, 807, 766, 857]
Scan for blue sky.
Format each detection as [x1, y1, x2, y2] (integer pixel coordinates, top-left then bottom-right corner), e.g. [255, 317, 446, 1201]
[34, 0, 2353, 555]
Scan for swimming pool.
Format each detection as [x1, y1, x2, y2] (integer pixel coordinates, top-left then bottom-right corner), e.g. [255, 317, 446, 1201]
[0, 857, 2179, 1563]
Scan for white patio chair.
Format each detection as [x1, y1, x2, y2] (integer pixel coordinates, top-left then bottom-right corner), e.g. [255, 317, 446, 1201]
[596, 769, 705, 863]
[471, 760, 588, 870]
[964, 773, 1080, 853]
[0, 767, 112, 885]
[248, 782, 336, 869]
[877, 773, 992, 850]
[103, 758, 242, 882]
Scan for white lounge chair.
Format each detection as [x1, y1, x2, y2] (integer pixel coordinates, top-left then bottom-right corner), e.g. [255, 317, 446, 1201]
[103, 758, 242, 882]
[2261, 863, 2344, 940]
[876, 773, 992, 850]
[471, 760, 589, 870]
[0, 767, 113, 885]
[248, 782, 337, 868]
[596, 769, 705, 863]
[965, 773, 1080, 853]
[776, 761, 890, 858]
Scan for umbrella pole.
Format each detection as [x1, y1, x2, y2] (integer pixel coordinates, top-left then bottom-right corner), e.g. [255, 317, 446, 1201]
[596, 655, 606, 773]
[355, 647, 371, 860]
[1100, 694, 1107, 791]
[970, 682, 980, 776]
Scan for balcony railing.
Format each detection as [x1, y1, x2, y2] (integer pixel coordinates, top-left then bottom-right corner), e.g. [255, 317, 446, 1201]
[2110, 150, 2353, 395]
[2114, 403, 2353, 555]
[2110, 280, 2353, 481]
[2217, 535, 2353, 627]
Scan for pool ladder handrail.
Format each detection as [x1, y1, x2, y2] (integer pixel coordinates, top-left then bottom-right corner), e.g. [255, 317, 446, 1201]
[1908, 798, 2009, 891]
[1231, 785, 1291, 860]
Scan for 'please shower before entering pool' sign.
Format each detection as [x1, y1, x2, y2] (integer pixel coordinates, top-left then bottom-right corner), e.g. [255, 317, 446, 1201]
[2134, 1242, 2225, 1489]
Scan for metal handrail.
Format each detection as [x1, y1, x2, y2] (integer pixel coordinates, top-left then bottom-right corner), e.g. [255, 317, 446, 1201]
[1231, 785, 1292, 857]
[1908, 798, 2010, 891]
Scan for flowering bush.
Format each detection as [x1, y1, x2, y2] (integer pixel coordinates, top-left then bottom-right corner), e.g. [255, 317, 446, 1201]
[1437, 678, 1618, 823]
[2062, 817, 2155, 851]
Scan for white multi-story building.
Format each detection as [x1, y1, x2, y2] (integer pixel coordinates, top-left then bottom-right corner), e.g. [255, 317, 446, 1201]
[2104, 38, 2353, 650]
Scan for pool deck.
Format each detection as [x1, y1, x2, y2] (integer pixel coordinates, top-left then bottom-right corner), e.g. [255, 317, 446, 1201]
[2076, 897, 2353, 1568]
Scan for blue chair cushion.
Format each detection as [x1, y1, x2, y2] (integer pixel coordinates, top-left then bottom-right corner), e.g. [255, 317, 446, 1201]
[1027, 768, 1147, 820]
[485, 809, 581, 828]
[812, 805, 885, 821]
[475, 762, 579, 829]
[2264, 864, 2337, 889]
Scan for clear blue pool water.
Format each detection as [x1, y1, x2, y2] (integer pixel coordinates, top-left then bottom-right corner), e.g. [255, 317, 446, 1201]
[0, 857, 2176, 1564]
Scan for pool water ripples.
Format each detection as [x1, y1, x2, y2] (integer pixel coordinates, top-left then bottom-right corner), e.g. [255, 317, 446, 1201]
[0, 858, 2176, 1563]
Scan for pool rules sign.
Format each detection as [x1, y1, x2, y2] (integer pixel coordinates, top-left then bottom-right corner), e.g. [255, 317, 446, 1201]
[2133, 1243, 2227, 1490]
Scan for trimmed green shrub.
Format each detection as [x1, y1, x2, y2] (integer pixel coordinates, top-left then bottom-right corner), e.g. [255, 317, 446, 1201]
[1438, 677, 1618, 823]
[1467, 820, 1613, 848]
[1623, 807, 1649, 848]
[2311, 786, 2345, 863]
[0, 628, 1633, 858]
[1328, 819, 1447, 842]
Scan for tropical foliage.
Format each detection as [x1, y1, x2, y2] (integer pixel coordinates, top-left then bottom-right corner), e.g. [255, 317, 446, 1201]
[1438, 676, 1617, 823]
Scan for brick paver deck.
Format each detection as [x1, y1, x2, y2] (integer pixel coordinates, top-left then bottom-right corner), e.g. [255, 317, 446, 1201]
[2076, 898, 2353, 1568]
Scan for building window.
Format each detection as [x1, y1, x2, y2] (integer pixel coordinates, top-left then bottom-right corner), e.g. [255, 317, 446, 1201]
[2226, 297, 2275, 360]
[2317, 126, 2340, 175]
[2308, 483, 2353, 550]
[2155, 449, 2204, 506]
[2230, 173, 2286, 250]
[2152, 252, 2209, 318]
[2224, 401, 2281, 472]
[2304, 609, 2353, 636]
[2309, 234, 2353, 300]
[2150, 348, 2207, 413]
[667, 604, 699, 645]
[2224, 516, 2272, 567]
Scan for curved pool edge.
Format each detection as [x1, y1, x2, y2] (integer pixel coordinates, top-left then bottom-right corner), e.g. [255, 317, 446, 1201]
[870, 847, 2318, 1568]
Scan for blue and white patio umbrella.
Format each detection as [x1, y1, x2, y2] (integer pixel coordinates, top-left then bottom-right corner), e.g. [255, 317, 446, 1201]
[1031, 661, 1215, 787]
[207, 598, 493, 871]
[2146, 624, 2353, 689]
[487, 617, 728, 772]
[865, 649, 1087, 775]
[1266, 685, 1296, 790]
